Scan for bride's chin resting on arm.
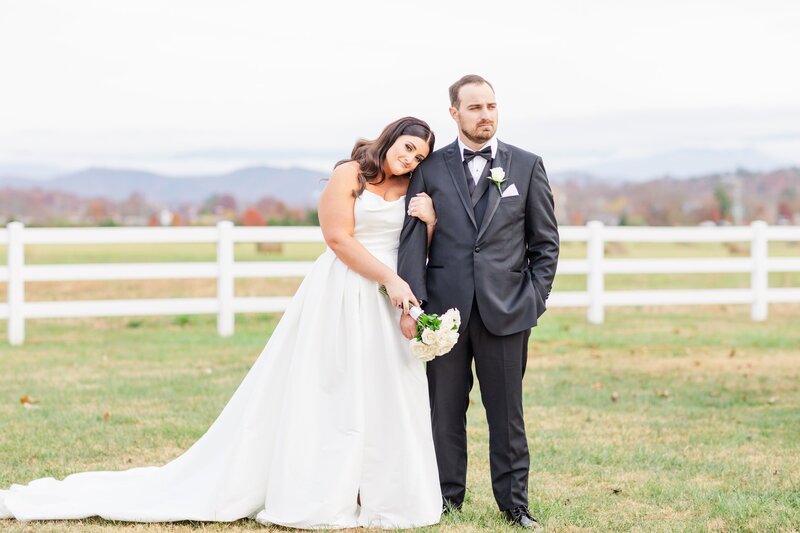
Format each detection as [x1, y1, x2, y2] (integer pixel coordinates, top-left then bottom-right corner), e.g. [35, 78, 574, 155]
[319, 161, 418, 315]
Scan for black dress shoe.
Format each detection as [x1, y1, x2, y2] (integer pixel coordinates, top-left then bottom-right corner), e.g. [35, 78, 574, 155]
[441, 499, 462, 515]
[503, 506, 542, 529]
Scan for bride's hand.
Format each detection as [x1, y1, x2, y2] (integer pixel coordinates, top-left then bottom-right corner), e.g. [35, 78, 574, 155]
[383, 275, 419, 315]
[407, 193, 436, 226]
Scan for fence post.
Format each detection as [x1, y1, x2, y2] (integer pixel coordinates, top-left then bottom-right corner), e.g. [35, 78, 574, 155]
[7, 222, 25, 345]
[587, 220, 605, 324]
[750, 220, 768, 321]
[217, 220, 235, 336]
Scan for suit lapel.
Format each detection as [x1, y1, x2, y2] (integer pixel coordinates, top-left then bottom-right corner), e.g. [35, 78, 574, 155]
[476, 141, 512, 241]
[443, 141, 478, 230]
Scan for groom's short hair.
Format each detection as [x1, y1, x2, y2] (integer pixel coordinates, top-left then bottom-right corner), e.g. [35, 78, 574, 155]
[449, 75, 495, 108]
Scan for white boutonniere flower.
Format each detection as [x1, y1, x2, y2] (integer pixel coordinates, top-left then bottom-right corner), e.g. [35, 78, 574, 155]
[487, 167, 506, 193]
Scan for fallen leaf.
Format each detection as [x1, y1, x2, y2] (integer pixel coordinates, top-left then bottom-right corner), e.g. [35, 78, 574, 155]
[19, 395, 37, 405]
[656, 389, 671, 399]
[693, 360, 702, 367]
[768, 396, 778, 405]
[611, 488, 622, 495]
[773, 469, 779, 476]
[728, 348, 736, 358]
[610, 391, 620, 402]
[102, 411, 110, 421]
[591, 382, 604, 390]
[20, 395, 40, 409]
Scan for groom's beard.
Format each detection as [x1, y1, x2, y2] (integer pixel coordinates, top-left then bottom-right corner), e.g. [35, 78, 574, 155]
[461, 122, 496, 144]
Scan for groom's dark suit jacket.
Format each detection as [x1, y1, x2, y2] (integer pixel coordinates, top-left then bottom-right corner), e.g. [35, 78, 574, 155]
[399, 139, 559, 336]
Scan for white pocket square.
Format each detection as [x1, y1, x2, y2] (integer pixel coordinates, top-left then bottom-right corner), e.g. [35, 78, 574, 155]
[501, 183, 519, 198]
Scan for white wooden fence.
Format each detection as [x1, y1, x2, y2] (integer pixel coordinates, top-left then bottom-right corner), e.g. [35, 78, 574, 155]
[2, 221, 799, 346]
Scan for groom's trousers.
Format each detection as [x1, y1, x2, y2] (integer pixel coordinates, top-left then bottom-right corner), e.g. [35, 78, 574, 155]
[426, 299, 531, 511]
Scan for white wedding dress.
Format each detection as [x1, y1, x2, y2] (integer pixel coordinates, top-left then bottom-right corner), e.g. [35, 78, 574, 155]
[0, 190, 442, 529]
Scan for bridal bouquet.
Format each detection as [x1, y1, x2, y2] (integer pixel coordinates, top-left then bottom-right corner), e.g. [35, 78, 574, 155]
[379, 285, 461, 362]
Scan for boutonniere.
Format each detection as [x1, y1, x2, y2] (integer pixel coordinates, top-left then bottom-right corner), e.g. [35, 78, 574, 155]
[487, 167, 506, 193]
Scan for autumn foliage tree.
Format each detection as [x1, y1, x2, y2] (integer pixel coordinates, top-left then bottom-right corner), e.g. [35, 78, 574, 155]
[241, 208, 266, 226]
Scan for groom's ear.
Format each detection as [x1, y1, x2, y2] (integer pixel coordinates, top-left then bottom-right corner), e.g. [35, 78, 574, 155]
[449, 106, 458, 121]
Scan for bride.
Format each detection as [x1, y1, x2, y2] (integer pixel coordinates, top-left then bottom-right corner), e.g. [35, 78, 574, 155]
[0, 117, 442, 529]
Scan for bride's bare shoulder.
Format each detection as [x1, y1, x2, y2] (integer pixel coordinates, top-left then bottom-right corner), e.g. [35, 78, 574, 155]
[321, 161, 361, 201]
[326, 162, 361, 189]
[330, 160, 359, 180]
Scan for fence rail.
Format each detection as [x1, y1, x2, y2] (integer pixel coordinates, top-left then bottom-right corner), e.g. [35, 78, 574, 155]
[2, 221, 799, 345]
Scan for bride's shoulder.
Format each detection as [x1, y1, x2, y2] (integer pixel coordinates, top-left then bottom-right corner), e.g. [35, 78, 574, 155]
[321, 161, 361, 200]
[330, 161, 360, 183]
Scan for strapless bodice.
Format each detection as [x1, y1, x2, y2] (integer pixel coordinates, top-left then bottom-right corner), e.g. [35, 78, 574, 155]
[352, 189, 406, 254]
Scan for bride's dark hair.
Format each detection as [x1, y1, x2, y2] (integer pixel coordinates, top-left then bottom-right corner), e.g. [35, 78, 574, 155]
[336, 117, 435, 197]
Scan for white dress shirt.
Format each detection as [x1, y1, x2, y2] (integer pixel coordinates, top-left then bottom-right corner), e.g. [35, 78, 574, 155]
[458, 136, 498, 185]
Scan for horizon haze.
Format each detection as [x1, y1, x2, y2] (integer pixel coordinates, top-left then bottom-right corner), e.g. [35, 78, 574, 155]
[1, 1, 799, 180]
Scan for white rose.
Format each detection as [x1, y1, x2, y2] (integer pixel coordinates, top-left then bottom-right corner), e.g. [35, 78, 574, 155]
[439, 315, 455, 332]
[490, 167, 505, 182]
[433, 330, 450, 350]
[410, 338, 437, 362]
[435, 330, 460, 356]
[447, 329, 460, 345]
[409, 338, 427, 357]
[421, 328, 437, 345]
[443, 308, 461, 329]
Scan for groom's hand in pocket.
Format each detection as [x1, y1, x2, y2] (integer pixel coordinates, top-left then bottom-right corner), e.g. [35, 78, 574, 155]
[400, 314, 417, 340]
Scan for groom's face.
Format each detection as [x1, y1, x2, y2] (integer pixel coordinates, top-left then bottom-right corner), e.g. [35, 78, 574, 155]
[450, 82, 498, 145]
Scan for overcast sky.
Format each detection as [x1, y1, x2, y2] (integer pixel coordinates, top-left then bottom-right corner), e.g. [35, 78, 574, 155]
[1, 0, 798, 175]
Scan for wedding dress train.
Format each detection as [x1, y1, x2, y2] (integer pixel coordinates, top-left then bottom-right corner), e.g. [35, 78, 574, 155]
[0, 190, 441, 529]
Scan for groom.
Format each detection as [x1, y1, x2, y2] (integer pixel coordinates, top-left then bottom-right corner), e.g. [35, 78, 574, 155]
[398, 75, 559, 528]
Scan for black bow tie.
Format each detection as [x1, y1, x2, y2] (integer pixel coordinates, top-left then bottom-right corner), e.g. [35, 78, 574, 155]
[463, 146, 492, 163]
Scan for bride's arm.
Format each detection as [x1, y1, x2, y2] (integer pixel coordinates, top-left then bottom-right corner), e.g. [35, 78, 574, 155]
[319, 162, 419, 313]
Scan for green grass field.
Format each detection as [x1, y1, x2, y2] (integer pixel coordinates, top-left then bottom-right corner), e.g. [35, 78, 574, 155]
[1, 304, 799, 532]
[1, 241, 799, 531]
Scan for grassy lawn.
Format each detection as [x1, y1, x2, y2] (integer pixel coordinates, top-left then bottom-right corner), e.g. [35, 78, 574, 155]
[1, 304, 799, 532]
[0, 240, 799, 530]
[0, 242, 328, 265]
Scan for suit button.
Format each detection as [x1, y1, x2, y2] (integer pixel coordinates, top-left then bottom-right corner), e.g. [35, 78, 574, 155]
[474, 246, 481, 253]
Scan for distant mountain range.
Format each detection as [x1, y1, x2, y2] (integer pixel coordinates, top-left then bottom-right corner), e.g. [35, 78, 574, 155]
[0, 166, 328, 207]
[0, 147, 794, 209]
[2, 163, 798, 227]
[571, 147, 786, 182]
